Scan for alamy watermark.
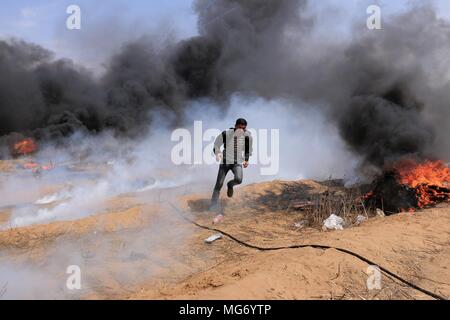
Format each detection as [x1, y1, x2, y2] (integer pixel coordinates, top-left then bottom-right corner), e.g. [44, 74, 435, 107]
[64, 3, 381, 31]
[66, 265, 81, 290]
[367, 5, 382, 30]
[66, 5, 81, 30]
[171, 121, 280, 176]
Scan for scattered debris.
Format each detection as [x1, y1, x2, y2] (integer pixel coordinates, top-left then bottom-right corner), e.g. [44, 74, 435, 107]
[21, 160, 55, 176]
[323, 214, 344, 231]
[291, 200, 314, 211]
[22, 161, 39, 170]
[41, 162, 54, 171]
[293, 220, 308, 230]
[355, 215, 368, 225]
[376, 209, 385, 217]
[205, 233, 223, 244]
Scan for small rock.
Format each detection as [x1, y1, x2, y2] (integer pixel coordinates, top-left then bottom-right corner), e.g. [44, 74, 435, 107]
[376, 209, 385, 217]
[293, 220, 308, 229]
[355, 215, 368, 225]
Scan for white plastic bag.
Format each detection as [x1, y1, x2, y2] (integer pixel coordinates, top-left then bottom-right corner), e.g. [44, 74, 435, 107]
[323, 214, 344, 230]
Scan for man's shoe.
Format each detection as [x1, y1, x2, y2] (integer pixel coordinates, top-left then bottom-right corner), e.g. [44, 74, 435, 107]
[213, 214, 224, 224]
[227, 185, 234, 198]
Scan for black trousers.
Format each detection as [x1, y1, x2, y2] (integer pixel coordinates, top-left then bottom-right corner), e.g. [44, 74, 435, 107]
[211, 164, 243, 207]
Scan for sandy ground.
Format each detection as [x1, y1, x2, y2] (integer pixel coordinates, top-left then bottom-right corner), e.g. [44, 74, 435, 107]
[0, 176, 449, 300]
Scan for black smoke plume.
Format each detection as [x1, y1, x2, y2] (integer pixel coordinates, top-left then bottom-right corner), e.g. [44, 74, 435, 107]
[1, 0, 450, 172]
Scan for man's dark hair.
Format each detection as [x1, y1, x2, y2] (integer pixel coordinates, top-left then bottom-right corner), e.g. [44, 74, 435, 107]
[235, 118, 248, 126]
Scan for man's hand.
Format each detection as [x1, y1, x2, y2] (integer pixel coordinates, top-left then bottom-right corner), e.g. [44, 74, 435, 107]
[243, 161, 249, 168]
[216, 153, 223, 162]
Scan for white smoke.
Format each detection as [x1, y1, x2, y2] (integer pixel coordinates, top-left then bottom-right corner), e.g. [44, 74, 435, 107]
[1, 94, 359, 228]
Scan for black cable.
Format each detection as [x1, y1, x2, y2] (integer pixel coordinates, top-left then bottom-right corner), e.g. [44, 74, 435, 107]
[167, 201, 447, 301]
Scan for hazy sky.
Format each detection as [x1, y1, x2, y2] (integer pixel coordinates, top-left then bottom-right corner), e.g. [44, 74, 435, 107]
[0, 0, 197, 71]
[1, 0, 449, 71]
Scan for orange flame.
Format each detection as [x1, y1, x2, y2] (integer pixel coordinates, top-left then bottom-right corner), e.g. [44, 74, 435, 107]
[394, 160, 450, 208]
[13, 138, 37, 156]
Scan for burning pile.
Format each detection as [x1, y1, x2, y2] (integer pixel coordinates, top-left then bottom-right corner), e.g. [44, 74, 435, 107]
[12, 138, 37, 157]
[395, 160, 450, 208]
[5, 138, 55, 175]
[366, 160, 450, 214]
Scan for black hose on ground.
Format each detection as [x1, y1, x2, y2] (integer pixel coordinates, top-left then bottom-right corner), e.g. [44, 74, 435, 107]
[166, 201, 447, 301]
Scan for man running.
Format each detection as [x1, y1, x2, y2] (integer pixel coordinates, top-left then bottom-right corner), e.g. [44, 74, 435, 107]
[210, 118, 253, 223]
